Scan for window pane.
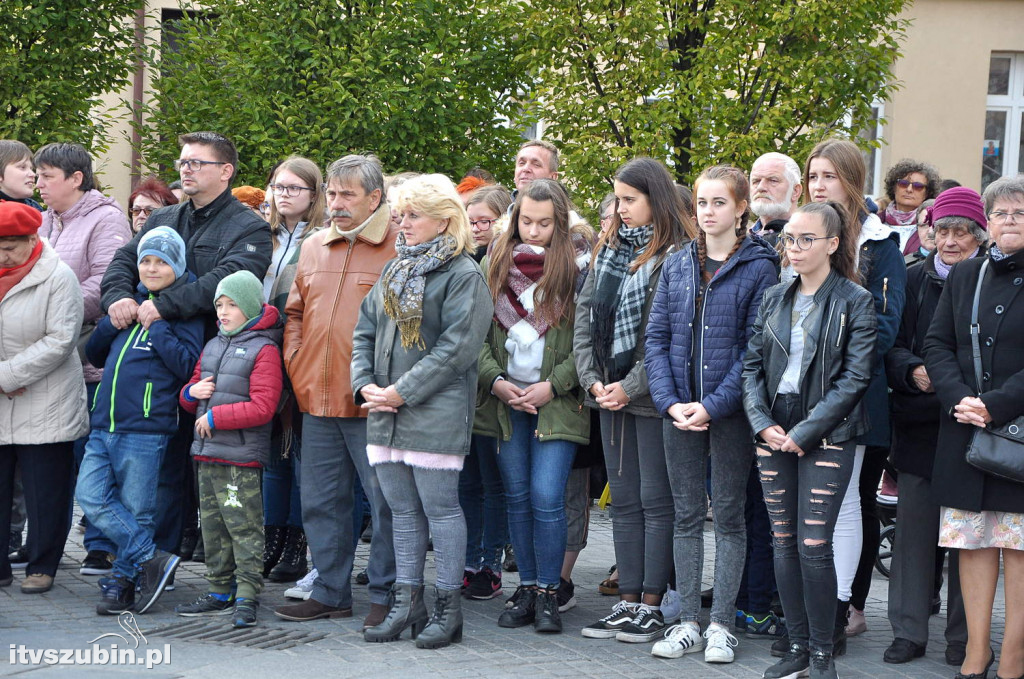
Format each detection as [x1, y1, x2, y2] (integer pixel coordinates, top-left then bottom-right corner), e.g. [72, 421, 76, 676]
[982, 110, 1007, 191]
[1019, 111, 1024, 181]
[989, 56, 1011, 95]
[857, 106, 881, 195]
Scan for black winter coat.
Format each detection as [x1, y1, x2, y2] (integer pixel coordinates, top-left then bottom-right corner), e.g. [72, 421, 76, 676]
[923, 249, 1024, 513]
[100, 188, 271, 330]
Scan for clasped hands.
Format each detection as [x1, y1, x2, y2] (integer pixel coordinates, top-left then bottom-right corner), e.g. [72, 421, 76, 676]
[360, 384, 405, 413]
[493, 379, 553, 414]
[954, 396, 991, 428]
[757, 425, 806, 456]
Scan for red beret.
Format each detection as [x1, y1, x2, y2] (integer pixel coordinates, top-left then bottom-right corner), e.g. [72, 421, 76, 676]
[0, 201, 42, 237]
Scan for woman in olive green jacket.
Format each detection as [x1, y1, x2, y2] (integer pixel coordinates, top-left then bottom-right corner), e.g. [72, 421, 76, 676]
[473, 179, 592, 635]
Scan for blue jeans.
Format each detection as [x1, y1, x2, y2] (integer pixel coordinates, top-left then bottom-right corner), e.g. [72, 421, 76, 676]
[496, 410, 575, 589]
[76, 430, 170, 579]
[264, 439, 302, 528]
[72, 383, 117, 556]
[458, 434, 507, 572]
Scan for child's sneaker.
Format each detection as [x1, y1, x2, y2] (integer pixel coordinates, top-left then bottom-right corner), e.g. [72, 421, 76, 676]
[703, 623, 738, 663]
[615, 604, 666, 643]
[651, 621, 703, 658]
[233, 598, 259, 628]
[736, 609, 748, 632]
[175, 592, 235, 616]
[96, 576, 135, 616]
[466, 568, 502, 600]
[746, 611, 787, 639]
[136, 550, 180, 614]
[581, 600, 639, 639]
[284, 568, 317, 600]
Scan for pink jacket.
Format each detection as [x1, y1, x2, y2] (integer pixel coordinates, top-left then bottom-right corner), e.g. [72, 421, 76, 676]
[40, 189, 131, 382]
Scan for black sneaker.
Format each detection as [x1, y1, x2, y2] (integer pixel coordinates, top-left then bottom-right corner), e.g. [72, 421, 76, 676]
[175, 592, 235, 616]
[808, 649, 837, 679]
[534, 589, 562, 633]
[96, 576, 135, 616]
[502, 544, 517, 572]
[505, 584, 528, 609]
[355, 569, 369, 585]
[581, 600, 639, 639]
[771, 634, 792, 658]
[556, 577, 576, 612]
[80, 550, 114, 576]
[135, 550, 180, 614]
[763, 643, 810, 679]
[467, 568, 502, 600]
[233, 598, 259, 628]
[614, 604, 666, 643]
[8, 546, 28, 568]
[498, 586, 536, 628]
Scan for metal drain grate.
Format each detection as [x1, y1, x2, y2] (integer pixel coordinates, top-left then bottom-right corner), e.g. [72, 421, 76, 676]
[144, 620, 328, 649]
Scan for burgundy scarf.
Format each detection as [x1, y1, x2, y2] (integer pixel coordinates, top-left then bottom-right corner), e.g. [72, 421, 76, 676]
[494, 245, 554, 336]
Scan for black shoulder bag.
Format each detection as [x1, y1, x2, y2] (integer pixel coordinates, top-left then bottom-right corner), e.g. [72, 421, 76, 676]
[965, 258, 1024, 483]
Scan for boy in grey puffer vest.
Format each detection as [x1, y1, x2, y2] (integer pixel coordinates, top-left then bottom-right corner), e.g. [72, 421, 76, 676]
[178, 270, 283, 628]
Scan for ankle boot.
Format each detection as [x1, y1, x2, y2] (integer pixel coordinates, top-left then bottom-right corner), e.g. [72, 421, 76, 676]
[269, 527, 308, 582]
[415, 588, 463, 649]
[262, 525, 287, 578]
[832, 599, 849, 657]
[364, 584, 428, 642]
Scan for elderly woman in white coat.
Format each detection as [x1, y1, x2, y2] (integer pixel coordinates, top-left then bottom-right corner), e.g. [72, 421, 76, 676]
[0, 201, 88, 594]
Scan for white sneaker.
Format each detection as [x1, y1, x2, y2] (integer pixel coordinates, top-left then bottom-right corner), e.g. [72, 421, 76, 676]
[284, 568, 317, 600]
[651, 622, 703, 658]
[660, 587, 682, 623]
[704, 623, 738, 663]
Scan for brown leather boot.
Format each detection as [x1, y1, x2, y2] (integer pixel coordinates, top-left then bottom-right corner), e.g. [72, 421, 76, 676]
[274, 598, 352, 621]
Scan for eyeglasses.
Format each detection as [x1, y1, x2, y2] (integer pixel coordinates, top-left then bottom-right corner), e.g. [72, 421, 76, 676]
[130, 206, 156, 217]
[270, 184, 314, 197]
[896, 179, 927, 191]
[469, 218, 498, 230]
[258, 201, 271, 216]
[780, 234, 833, 251]
[988, 210, 1024, 224]
[174, 159, 227, 172]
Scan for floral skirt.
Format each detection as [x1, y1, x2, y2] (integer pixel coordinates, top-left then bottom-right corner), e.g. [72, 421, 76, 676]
[939, 507, 1024, 550]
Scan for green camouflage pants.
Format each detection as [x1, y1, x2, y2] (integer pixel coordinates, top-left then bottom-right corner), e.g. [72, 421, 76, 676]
[198, 462, 264, 600]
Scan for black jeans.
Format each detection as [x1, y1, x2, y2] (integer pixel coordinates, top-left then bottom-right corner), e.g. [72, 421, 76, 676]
[757, 394, 856, 653]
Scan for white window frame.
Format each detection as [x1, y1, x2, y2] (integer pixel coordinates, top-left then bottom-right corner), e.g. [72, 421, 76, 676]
[984, 52, 1024, 187]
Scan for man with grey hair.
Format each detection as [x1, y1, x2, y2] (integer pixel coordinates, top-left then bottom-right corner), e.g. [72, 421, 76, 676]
[749, 152, 803, 246]
[274, 154, 396, 628]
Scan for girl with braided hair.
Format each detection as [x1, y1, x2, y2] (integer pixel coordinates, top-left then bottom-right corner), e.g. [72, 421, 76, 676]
[644, 165, 779, 663]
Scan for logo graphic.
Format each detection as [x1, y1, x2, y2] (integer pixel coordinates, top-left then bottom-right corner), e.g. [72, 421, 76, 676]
[224, 483, 242, 508]
[88, 611, 147, 648]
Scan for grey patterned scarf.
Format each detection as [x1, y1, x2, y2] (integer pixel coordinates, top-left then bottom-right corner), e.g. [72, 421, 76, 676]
[382, 232, 458, 349]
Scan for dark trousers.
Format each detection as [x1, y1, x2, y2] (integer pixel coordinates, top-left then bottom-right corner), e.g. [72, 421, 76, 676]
[759, 394, 856, 653]
[153, 409, 196, 554]
[0, 442, 74, 579]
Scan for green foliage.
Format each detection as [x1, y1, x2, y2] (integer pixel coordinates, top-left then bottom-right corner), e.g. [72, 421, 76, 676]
[0, 0, 143, 152]
[138, 0, 529, 187]
[515, 0, 909, 203]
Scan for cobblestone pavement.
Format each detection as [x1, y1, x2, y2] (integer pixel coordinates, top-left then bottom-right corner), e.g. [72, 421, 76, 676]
[0, 505, 1006, 678]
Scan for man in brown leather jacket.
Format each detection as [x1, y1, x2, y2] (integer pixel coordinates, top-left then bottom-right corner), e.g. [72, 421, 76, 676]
[273, 155, 397, 629]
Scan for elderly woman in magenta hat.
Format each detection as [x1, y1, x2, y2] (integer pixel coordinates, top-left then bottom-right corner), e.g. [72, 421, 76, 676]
[0, 200, 88, 594]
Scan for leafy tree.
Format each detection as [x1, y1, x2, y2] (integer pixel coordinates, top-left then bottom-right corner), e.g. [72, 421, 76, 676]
[137, 0, 529, 186]
[0, 0, 143, 151]
[515, 0, 909, 201]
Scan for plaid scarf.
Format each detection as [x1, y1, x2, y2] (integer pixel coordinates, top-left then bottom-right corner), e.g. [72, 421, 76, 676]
[493, 233, 591, 335]
[381, 232, 458, 349]
[591, 224, 656, 382]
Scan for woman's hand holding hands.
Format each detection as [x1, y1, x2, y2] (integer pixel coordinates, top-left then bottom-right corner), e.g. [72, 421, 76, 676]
[361, 384, 405, 413]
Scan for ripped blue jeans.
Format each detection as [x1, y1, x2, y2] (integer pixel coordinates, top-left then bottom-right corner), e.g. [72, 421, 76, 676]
[757, 394, 855, 653]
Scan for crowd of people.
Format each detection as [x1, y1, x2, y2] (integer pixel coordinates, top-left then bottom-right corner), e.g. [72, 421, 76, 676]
[0, 131, 1022, 679]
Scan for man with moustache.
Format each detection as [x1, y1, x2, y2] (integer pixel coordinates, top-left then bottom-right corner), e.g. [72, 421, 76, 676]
[748, 152, 803, 247]
[273, 154, 397, 629]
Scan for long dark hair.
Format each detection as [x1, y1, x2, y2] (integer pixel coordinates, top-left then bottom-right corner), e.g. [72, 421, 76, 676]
[594, 157, 695, 271]
[488, 179, 589, 324]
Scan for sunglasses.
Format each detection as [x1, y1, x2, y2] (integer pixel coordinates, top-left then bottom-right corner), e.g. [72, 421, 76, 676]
[896, 179, 926, 191]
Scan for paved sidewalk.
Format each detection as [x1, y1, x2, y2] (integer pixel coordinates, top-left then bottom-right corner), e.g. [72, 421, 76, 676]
[0, 505, 1004, 678]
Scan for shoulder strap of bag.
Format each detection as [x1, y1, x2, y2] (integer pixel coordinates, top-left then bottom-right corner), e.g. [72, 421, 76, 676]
[970, 259, 990, 395]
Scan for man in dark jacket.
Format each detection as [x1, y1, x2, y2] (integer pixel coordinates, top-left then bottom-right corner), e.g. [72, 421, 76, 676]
[99, 131, 271, 561]
[101, 131, 271, 334]
[749, 152, 802, 247]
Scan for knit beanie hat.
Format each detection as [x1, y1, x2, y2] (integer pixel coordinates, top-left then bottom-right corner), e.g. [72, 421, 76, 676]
[214, 270, 264, 321]
[137, 226, 187, 278]
[930, 186, 987, 231]
[232, 186, 265, 211]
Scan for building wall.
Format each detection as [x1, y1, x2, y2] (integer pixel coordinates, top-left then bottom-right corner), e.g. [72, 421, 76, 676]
[880, 0, 1024, 190]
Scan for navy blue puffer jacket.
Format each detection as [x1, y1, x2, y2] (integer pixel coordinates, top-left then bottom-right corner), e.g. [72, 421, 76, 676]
[645, 234, 779, 419]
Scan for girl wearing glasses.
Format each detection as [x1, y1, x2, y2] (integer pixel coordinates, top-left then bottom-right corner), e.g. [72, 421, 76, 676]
[465, 185, 512, 261]
[643, 165, 778, 664]
[803, 139, 906, 653]
[879, 159, 940, 254]
[743, 202, 877, 679]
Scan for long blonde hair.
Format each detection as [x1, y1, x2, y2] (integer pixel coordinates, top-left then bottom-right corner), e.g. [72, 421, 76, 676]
[269, 156, 326, 254]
